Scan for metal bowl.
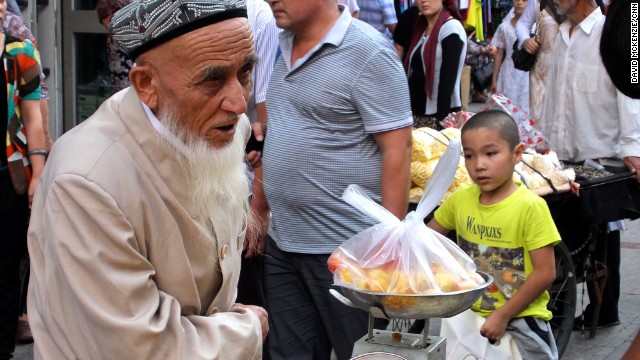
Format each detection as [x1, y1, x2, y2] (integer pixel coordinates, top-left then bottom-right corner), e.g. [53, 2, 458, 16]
[351, 352, 408, 360]
[340, 272, 493, 319]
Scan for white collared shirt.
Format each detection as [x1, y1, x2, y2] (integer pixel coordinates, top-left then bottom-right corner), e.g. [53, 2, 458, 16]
[246, 0, 280, 124]
[541, 8, 640, 162]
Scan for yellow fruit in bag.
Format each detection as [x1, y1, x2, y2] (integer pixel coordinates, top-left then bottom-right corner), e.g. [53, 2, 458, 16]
[435, 272, 461, 292]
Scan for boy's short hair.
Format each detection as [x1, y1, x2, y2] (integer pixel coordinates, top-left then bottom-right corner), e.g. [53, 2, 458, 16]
[461, 110, 521, 149]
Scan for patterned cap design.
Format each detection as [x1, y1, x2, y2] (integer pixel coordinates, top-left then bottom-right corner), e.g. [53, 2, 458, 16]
[109, 0, 247, 59]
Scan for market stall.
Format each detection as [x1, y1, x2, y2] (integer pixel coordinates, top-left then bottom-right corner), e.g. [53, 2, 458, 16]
[407, 109, 640, 354]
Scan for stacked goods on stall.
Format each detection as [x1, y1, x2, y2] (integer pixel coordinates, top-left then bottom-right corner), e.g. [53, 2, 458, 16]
[515, 151, 575, 192]
[410, 127, 472, 203]
[409, 127, 575, 197]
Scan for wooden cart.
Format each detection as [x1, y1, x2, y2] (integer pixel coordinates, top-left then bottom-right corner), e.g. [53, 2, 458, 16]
[543, 169, 640, 355]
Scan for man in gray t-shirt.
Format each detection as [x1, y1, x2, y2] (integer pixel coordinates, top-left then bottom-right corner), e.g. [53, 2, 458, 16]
[250, 1, 412, 359]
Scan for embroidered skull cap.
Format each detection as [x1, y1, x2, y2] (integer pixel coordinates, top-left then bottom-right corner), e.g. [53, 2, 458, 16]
[109, 0, 247, 60]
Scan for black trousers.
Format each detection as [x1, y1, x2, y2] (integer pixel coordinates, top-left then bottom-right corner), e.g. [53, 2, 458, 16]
[263, 238, 387, 360]
[0, 172, 29, 360]
[237, 250, 270, 360]
[587, 230, 620, 322]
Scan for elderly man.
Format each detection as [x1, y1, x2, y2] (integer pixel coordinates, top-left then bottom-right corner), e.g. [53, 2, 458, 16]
[254, 1, 412, 359]
[542, 0, 640, 331]
[27, 0, 268, 358]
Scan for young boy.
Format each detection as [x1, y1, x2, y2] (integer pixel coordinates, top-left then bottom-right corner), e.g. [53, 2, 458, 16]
[429, 110, 560, 359]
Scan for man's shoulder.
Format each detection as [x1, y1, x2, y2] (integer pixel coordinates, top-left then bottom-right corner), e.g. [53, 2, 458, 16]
[345, 20, 395, 51]
[48, 94, 138, 178]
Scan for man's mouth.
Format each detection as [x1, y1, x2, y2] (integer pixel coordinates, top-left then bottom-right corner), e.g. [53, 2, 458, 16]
[217, 124, 235, 131]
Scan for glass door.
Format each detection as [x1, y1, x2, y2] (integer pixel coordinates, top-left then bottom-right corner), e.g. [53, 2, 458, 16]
[62, 0, 111, 130]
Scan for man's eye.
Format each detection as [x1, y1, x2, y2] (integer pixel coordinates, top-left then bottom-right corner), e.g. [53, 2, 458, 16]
[487, 152, 497, 157]
[240, 64, 254, 75]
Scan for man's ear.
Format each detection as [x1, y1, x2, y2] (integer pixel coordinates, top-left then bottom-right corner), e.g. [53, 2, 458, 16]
[513, 143, 525, 163]
[129, 62, 158, 109]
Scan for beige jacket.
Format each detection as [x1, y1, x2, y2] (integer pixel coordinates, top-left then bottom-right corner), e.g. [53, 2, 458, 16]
[27, 89, 262, 359]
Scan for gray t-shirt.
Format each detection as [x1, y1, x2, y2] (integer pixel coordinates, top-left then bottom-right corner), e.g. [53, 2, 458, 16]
[263, 8, 412, 254]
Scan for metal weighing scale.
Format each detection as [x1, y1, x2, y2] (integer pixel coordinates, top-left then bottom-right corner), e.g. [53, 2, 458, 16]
[330, 272, 493, 360]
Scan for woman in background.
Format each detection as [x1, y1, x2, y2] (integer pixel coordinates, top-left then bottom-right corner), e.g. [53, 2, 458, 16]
[96, 0, 132, 95]
[491, 0, 530, 113]
[394, 0, 466, 128]
[0, 0, 45, 356]
[515, 0, 564, 125]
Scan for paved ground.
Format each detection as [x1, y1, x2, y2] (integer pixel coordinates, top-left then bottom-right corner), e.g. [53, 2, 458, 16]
[561, 218, 640, 360]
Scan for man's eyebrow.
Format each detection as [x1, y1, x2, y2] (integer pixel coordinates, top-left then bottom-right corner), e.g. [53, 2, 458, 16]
[200, 66, 227, 83]
[198, 54, 260, 83]
[246, 54, 259, 68]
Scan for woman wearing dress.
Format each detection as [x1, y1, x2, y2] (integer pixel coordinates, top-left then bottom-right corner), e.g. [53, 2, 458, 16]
[393, 0, 466, 129]
[491, 0, 530, 113]
[515, 0, 563, 126]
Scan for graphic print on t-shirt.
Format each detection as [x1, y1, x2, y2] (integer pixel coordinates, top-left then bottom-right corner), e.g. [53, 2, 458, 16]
[458, 236, 525, 311]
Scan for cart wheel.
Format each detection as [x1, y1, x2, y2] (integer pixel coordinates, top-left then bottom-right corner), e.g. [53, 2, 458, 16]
[548, 242, 577, 358]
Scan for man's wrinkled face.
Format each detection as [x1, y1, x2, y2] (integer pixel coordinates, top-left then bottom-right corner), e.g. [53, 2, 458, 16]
[152, 18, 256, 149]
[266, 0, 321, 32]
[553, 0, 577, 16]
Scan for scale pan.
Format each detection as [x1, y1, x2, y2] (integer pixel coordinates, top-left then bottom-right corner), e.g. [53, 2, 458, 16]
[340, 272, 493, 319]
[350, 352, 408, 360]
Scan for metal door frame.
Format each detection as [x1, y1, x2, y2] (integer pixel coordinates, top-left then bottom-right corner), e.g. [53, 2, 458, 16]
[62, 0, 105, 131]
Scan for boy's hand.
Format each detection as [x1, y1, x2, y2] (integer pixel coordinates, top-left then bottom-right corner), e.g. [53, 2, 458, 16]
[480, 310, 510, 343]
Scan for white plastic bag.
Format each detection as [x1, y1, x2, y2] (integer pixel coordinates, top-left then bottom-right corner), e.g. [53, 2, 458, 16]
[328, 139, 484, 294]
[440, 309, 523, 360]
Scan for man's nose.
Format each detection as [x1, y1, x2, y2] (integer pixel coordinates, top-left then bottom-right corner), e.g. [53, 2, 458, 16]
[221, 81, 248, 115]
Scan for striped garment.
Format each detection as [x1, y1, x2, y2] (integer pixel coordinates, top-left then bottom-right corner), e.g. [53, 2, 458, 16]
[263, 8, 412, 254]
[358, 0, 398, 39]
[246, 0, 280, 124]
[4, 35, 42, 194]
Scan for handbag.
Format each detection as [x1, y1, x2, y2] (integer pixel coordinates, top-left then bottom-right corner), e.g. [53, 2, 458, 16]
[472, 59, 494, 90]
[440, 309, 523, 360]
[511, 0, 548, 72]
[511, 11, 543, 71]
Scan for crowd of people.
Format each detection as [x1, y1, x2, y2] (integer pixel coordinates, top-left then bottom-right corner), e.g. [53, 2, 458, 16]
[1, 0, 639, 359]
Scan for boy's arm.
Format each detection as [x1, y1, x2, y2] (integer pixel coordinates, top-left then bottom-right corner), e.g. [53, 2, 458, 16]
[427, 218, 451, 235]
[480, 244, 556, 342]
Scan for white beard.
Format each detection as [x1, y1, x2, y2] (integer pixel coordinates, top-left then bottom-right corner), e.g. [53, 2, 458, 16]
[156, 107, 251, 255]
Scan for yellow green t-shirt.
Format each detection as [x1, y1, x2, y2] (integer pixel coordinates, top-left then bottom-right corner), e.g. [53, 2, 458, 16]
[434, 184, 561, 320]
